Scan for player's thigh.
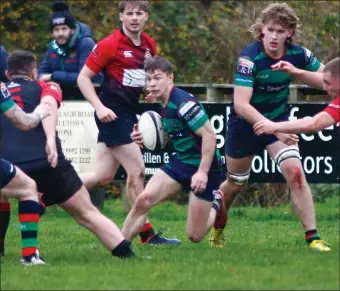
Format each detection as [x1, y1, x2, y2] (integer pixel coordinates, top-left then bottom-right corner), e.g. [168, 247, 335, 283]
[95, 142, 120, 179]
[110, 142, 144, 175]
[0, 162, 36, 199]
[31, 161, 83, 207]
[266, 141, 304, 181]
[225, 155, 253, 173]
[138, 169, 182, 208]
[59, 185, 95, 218]
[187, 191, 213, 232]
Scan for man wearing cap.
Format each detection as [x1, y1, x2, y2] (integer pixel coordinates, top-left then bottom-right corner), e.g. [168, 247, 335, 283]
[38, 1, 103, 86]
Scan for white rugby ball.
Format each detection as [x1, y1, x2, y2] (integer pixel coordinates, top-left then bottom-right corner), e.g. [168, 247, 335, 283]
[138, 111, 168, 151]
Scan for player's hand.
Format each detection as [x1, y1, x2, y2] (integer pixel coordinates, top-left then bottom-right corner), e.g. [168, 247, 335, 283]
[46, 81, 62, 92]
[271, 61, 299, 76]
[96, 106, 117, 123]
[191, 170, 208, 195]
[144, 92, 158, 103]
[34, 103, 51, 120]
[254, 119, 278, 135]
[40, 74, 52, 82]
[275, 132, 299, 146]
[131, 124, 144, 148]
[46, 138, 58, 168]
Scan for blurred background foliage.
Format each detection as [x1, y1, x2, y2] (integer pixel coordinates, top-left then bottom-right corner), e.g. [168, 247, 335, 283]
[1, 0, 339, 84]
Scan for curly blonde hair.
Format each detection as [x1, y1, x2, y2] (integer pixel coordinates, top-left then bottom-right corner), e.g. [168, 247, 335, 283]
[249, 3, 301, 42]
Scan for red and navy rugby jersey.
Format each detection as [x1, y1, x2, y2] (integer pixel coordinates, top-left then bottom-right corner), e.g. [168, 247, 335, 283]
[1, 78, 64, 171]
[85, 28, 157, 115]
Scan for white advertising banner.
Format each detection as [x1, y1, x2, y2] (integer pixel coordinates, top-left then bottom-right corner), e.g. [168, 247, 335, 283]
[56, 101, 98, 173]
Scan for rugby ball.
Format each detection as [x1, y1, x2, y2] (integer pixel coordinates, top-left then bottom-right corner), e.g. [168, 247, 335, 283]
[138, 111, 168, 151]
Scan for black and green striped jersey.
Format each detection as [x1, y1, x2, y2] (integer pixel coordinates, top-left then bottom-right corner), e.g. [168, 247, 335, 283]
[232, 41, 321, 120]
[160, 87, 222, 169]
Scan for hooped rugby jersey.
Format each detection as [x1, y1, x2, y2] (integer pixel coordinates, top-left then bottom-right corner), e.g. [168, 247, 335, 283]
[232, 40, 321, 120]
[85, 28, 157, 115]
[1, 78, 64, 171]
[160, 87, 222, 169]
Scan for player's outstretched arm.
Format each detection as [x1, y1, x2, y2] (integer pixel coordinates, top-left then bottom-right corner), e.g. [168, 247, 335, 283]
[254, 111, 335, 135]
[272, 61, 324, 90]
[4, 103, 50, 131]
[234, 86, 268, 124]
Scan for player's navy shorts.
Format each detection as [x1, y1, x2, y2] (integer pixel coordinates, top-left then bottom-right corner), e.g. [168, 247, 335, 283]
[160, 156, 223, 202]
[225, 114, 289, 158]
[0, 159, 16, 189]
[23, 159, 83, 207]
[95, 111, 137, 147]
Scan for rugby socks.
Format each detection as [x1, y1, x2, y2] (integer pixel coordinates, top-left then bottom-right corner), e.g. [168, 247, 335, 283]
[0, 202, 11, 256]
[111, 239, 135, 258]
[212, 192, 228, 229]
[305, 229, 321, 245]
[18, 200, 41, 258]
[139, 222, 155, 243]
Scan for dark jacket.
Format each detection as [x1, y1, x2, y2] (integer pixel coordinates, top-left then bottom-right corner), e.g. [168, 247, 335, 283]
[0, 45, 9, 82]
[38, 22, 103, 85]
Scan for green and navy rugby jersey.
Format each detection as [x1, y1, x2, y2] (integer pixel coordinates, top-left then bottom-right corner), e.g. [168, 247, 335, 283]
[160, 87, 222, 169]
[232, 41, 321, 120]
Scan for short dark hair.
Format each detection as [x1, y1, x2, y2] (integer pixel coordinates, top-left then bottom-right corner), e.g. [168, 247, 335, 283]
[144, 56, 173, 75]
[119, 1, 149, 13]
[7, 50, 36, 75]
[324, 57, 340, 78]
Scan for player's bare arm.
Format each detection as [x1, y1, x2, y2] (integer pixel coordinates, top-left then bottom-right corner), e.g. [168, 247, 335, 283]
[254, 111, 335, 135]
[190, 120, 216, 194]
[41, 96, 59, 167]
[78, 65, 117, 122]
[4, 103, 50, 131]
[272, 61, 324, 90]
[233, 86, 268, 125]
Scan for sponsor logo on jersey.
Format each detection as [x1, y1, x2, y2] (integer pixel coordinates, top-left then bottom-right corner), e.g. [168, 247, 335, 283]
[124, 51, 133, 58]
[237, 58, 254, 76]
[179, 101, 196, 116]
[238, 58, 254, 69]
[0, 82, 11, 99]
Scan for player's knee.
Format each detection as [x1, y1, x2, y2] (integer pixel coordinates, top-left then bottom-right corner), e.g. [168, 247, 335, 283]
[75, 206, 97, 228]
[283, 165, 306, 190]
[134, 192, 152, 213]
[98, 173, 114, 187]
[24, 177, 38, 199]
[127, 167, 145, 187]
[187, 230, 203, 243]
[226, 170, 250, 194]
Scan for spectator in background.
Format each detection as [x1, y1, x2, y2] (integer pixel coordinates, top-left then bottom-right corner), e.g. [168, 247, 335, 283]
[1, 45, 9, 82]
[38, 1, 103, 86]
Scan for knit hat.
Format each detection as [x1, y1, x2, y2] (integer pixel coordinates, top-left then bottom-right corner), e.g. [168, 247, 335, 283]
[50, 1, 75, 30]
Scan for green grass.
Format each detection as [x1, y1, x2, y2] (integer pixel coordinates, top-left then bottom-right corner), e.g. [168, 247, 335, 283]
[1, 196, 339, 290]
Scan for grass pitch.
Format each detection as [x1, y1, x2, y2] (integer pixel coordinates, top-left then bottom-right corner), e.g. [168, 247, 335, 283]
[1, 196, 339, 290]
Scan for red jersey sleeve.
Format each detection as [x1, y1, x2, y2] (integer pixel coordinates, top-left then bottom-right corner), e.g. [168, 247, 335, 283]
[324, 95, 340, 123]
[37, 81, 62, 106]
[85, 37, 117, 74]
